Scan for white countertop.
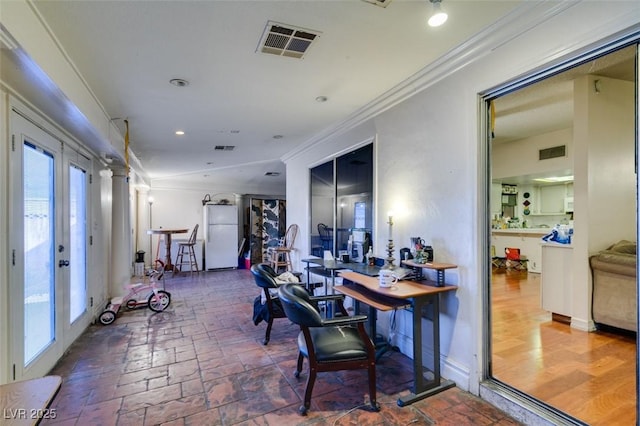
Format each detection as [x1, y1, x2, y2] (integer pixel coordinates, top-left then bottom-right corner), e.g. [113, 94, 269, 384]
[492, 228, 550, 235]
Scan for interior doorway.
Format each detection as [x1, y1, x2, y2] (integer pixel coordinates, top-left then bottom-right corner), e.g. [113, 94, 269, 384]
[486, 44, 638, 424]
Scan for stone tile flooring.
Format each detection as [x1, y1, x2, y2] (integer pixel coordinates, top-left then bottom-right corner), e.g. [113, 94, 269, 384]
[43, 268, 521, 425]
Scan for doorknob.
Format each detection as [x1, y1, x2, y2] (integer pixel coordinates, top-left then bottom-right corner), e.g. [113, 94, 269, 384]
[58, 259, 70, 267]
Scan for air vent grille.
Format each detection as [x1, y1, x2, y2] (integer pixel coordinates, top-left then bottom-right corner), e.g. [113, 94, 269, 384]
[258, 22, 321, 59]
[214, 145, 235, 151]
[539, 145, 566, 160]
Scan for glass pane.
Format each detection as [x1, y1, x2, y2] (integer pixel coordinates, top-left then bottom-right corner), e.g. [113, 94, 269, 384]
[23, 143, 55, 364]
[336, 144, 373, 262]
[310, 161, 334, 256]
[69, 164, 87, 323]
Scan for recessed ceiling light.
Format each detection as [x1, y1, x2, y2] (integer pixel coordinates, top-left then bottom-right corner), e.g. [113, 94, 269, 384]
[315, 96, 328, 102]
[533, 175, 574, 183]
[273, 135, 284, 139]
[169, 78, 189, 87]
[175, 130, 185, 135]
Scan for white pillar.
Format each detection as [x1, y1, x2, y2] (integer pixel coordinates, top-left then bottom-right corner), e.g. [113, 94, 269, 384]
[135, 186, 152, 268]
[110, 166, 131, 297]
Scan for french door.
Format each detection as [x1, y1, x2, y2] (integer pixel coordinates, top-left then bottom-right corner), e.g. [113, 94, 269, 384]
[9, 108, 91, 380]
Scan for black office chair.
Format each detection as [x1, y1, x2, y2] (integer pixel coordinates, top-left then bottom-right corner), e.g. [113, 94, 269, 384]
[251, 264, 288, 345]
[277, 283, 379, 415]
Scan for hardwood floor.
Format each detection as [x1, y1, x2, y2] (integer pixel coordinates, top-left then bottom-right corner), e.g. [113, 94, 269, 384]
[491, 268, 636, 425]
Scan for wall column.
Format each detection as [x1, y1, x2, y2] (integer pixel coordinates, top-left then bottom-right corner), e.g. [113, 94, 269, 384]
[110, 166, 131, 297]
[135, 186, 152, 269]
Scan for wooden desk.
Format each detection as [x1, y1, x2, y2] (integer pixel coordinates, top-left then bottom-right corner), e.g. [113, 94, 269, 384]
[0, 375, 62, 425]
[338, 271, 457, 406]
[147, 228, 188, 272]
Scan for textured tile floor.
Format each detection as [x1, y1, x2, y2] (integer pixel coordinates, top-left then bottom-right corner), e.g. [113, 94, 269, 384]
[43, 268, 521, 425]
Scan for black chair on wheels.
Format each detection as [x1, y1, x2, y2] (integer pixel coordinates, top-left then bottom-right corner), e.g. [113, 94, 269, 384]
[277, 283, 379, 416]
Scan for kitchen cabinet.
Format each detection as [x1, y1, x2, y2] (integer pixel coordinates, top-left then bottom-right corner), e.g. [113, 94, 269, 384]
[540, 244, 573, 318]
[539, 185, 565, 214]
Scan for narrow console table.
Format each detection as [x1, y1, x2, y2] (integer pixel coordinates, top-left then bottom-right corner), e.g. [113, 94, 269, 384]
[338, 271, 458, 406]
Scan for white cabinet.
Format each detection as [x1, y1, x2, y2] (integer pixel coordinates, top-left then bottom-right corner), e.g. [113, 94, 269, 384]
[539, 185, 565, 214]
[540, 244, 573, 317]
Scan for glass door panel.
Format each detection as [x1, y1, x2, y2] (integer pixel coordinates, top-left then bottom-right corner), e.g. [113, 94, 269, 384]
[23, 143, 56, 364]
[68, 164, 87, 324]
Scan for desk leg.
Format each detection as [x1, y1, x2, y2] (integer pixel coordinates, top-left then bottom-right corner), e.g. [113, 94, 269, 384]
[397, 295, 455, 407]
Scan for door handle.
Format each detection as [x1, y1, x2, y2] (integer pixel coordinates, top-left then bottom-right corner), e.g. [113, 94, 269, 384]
[58, 259, 70, 267]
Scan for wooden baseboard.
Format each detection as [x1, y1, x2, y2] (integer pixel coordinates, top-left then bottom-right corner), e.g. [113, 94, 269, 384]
[551, 312, 571, 324]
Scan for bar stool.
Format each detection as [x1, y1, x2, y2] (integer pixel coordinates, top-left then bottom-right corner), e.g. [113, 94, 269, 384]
[174, 224, 199, 276]
[268, 224, 298, 273]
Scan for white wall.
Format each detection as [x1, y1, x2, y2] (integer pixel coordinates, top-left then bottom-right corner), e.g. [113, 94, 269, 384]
[492, 128, 573, 180]
[571, 74, 636, 330]
[285, 2, 640, 396]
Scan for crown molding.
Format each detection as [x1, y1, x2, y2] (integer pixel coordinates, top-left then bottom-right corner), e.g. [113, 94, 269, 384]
[281, 1, 582, 163]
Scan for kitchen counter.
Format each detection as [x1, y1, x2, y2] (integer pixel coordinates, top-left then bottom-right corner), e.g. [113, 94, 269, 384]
[492, 229, 548, 273]
[492, 228, 549, 236]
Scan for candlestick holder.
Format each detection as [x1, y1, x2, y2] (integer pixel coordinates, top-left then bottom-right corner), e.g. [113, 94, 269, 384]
[385, 216, 395, 268]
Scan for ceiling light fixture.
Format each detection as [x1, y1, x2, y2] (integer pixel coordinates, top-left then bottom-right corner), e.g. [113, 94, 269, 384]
[315, 96, 328, 103]
[169, 78, 189, 87]
[427, 0, 448, 27]
[175, 130, 185, 135]
[533, 175, 574, 183]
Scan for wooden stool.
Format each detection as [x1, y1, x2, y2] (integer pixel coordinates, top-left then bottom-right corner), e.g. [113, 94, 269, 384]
[268, 224, 298, 273]
[175, 225, 199, 276]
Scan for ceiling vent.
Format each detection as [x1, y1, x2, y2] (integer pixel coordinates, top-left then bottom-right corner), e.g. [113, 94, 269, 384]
[214, 145, 235, 151]
[265, 172, 281, 177]
[257, 21, 321, 59]
[539, 145, 566, 160]
[361, 0, 393, 8]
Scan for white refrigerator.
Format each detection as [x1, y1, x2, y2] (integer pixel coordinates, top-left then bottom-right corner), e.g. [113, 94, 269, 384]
[204, 204, 238, 269]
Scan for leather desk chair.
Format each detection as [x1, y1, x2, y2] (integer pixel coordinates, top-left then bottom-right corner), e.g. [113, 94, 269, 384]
[251, 264, 288, 345]
[277, 283, 379, 416]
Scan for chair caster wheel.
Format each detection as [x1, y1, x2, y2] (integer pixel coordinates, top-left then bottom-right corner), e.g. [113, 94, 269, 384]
[298, 405, 308, 416]
[371, 402, 381, 412]
[294, 370, 300, 378]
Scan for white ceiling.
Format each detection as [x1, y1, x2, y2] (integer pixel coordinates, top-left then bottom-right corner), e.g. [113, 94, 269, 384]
[10, 1, 632, 194]
[2, 0, 528, 194]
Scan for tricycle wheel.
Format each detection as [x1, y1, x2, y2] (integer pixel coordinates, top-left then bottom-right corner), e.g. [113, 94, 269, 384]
[148, 290, 171, 312]
[99, 310, 117, 325]
[126, 299, 138, 310]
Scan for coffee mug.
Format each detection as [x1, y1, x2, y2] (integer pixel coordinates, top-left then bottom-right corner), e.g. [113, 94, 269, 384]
[379, 269, 398, 288]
